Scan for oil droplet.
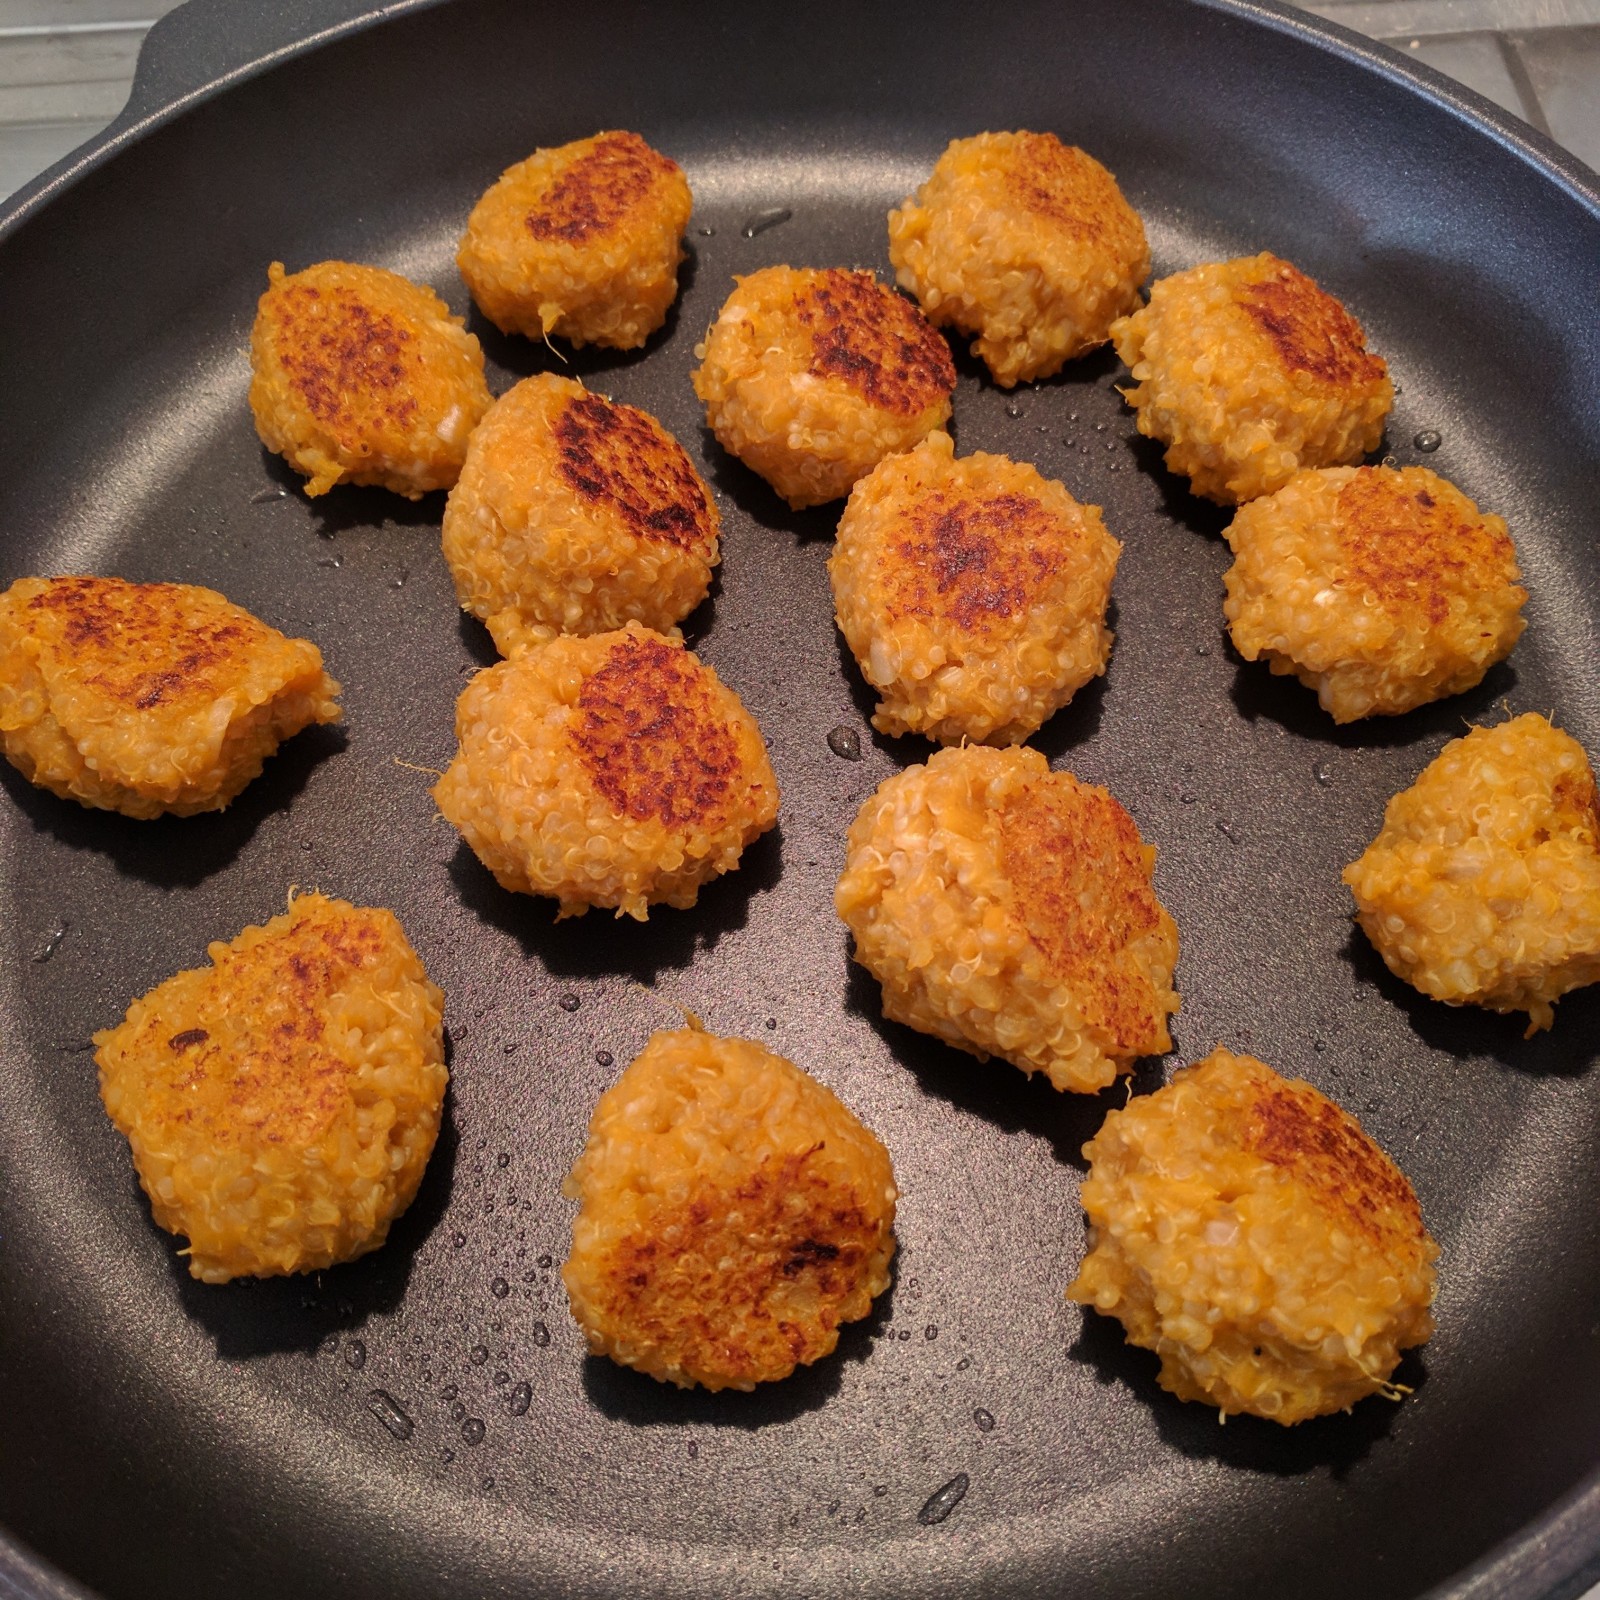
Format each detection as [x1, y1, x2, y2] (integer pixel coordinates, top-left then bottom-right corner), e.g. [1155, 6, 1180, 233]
[826, 724, 862, 761]
[1313, 1039, 1327, 1052]
[956, 1357, 971, 1372]
[1413, 429, 1442, 452]
[496, 1152, 511, 1169]
[389, 566, 409, 590]
[1381, 454, 1398, 469]
[765, 1017, 777, 1031]
[918, 1473, 970, 1526]
[452, 1232, 466, 1249]
[537, 1253, 554, 1269]
[503, 1041, 519, 1054]
[1105, 439, 1116, 451]
[1068, 412, 1079, 423]
[973, 1408, 995, 1432]
[897, 1330, 912, 1342]
[251, 486, 286, 504]
[450, 1400, 467, 1422]
[1094, 422, 1107, 433]
[595, 1050, 614, 1068]
[1062, 436, 1077, 448]
[1004, 401, 1025, 419]
[441, 1448, 455, 1463]
[687, 1440, 700, 1459]
[924, 1326, 938, 1341]
[1107, 462, 1120, 472]
[1314, 761, 1333, 787]
[491, 1278, 510, 1300]
[441, 1383, 459, 1400]
[470, 1345, 489, 1365]
[873, 1484, 888, 1498]
[741, 206, 792, 239]
[461, 1417, 486, 1446]
[531, 1321, 552, 1348]
[508, 1382, 532, 1416]
[558, 993, 581, 1013]
[1216, 821, 1239, 844]
[1180, 791, 1197, 805]
[1195, 643, 1211, 657]
[367, 1390, 414, 1440]
[494, 1370, 509, 1385]
[344, 1340, 367, 1370]
[481, 1477, 495, 1491]
[31, 925, 68, 963]
[698, 226, 716, 237]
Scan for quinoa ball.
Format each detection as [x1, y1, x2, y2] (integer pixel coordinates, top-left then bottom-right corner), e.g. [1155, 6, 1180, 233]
[1223, 465, 1526, 723]
[1068, 1048, 1438, 1425]
[836, 744, 1179, 1093]
[1343, 713, 1600, 1034]
[888, 130, 1150, 388]
[94, 892, 447, 1283]
[1111, 252, 1393, 505]
[0, 575, 341, 819]
[829, 430, 1120, 744]
[433, 623, 779, 919]
[440, 373, 719, 656]
[562, 1027, 897, 1391]
[457, 130, 692, 350]
[692, 265, 956, 509]
[248, 259, 492, 498]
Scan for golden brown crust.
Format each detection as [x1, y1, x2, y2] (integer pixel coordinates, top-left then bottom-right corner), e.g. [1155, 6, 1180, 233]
[1234, 257, 1388, 389]
[999, 777, 1169, 1058]
[524, 130, 681, 244]
[0, 574, 340, 818]
[551, 387, 716, 552]
[562, 1029, 897, 1390]
[570, 631, 741, 827]
[796, 269, 956, 416]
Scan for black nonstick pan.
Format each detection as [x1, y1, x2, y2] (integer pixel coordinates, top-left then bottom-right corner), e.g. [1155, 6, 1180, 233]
[2, 2, 1598, 1597]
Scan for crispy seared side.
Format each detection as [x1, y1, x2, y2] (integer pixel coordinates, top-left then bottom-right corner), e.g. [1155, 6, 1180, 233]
[0, 574, 340, 817]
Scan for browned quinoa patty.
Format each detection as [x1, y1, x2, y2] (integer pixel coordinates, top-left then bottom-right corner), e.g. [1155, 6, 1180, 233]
[1068, 1047, 1438, 1424]
[692, 265, 956, 509]
[888, 130, 1150, 387]
[433, 624, 779, 919]
[829, 430, 1120, 744]
[562, 1027, 897, 1391]
[441, 373, 720, 655]
[1344, 713, 1600, 1033]
[457, 130, 692, 350]
[94, 892, 447, 1283]
[0, 574, 340, 818]
[1223, 464, 1526, 722]
[248, 259, 492, 498]
[1112, 252, 1393, 505]
[836, 745, 1179, 1093]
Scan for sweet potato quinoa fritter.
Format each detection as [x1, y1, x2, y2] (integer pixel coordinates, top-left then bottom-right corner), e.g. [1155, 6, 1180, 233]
[0, 575, 340, 818]
[1069, 1049, 1438, 1425]
[829, 431, 1120, 744]
[1223, 465, 1526, 722]
[1344, 713, 1600, 1033]
[837, 745, 1179, 1094]
[457, 130, 693, 350]
[433, 624, 778, 919]
[563, 1028, 897, 1391]
[94, 892, 447, 1283]
[693, 265, 956, 508]
[441, 373, 719, 656]
[1112, 252, 1392, 505]
[249, 259, 492, 498]
[889, 130, 1150, 388]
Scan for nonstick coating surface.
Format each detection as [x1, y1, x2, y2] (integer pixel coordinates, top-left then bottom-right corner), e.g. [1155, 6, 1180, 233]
[1, 3, 1598, 1598]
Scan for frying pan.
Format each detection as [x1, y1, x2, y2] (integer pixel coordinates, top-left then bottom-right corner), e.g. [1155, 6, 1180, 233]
[2, 2, 1598, 1597]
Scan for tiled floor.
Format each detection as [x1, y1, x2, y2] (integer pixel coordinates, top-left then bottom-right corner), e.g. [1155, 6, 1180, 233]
[0, 0, 1597, 203]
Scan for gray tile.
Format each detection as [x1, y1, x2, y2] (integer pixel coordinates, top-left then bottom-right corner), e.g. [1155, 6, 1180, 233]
[1306, 0, 1600, 36]
[1511, 22, 1600, 169]
[0, 114, 107, 199]
[1386, 29, 1539, 117]
[0, 2, 177, 26]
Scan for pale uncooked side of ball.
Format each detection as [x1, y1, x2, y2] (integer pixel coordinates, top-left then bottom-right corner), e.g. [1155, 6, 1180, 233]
[1223, 465, 1526, 722]
[829, 431, 1120, 744]
[836, 744, 1178, 1093]
[562, 1027, 897, 1391]
[0, 574, 340, 818]
[1068, 1048, 1438, 1425]
[1343, 713, 1600, 1033]
[441, 373, 720, 655]
[456, 130, 692, 349]
[433, 623, 779, 919]
[889, 130, 1150, 387]
[1111, 252, 1393, 505]
[248, 259, 492, 498]
[94, 892, 447, 1283]
[692, 265, 956, 509]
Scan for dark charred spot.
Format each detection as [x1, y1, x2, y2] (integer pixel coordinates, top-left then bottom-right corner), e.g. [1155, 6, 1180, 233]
[1000, 131, 1113, 238]
[275, 287, 420, 432]
[168, 1029, 209, 1051]
[1553, 768, 1600, 839]
[526, 130, 678, 244]
[552, 391, 715, 551]
[1235, 258, 1387, 387]
[570, 634, 743, 826]
[797, 270, 955, 415]
[783, 1238, 841, 1276]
